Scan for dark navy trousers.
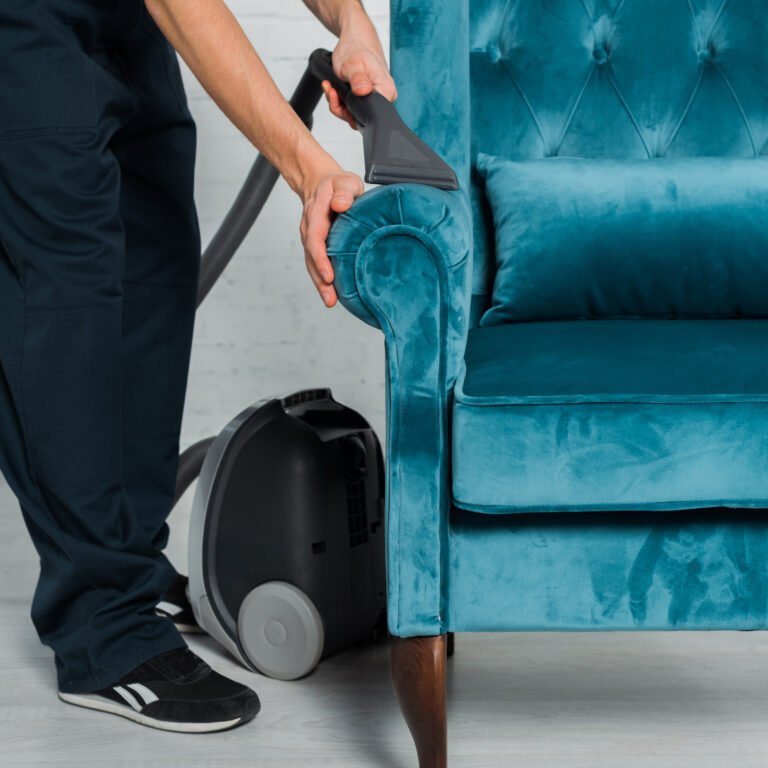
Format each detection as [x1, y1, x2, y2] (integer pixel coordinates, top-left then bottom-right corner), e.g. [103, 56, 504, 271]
[0, 3, 199, 692]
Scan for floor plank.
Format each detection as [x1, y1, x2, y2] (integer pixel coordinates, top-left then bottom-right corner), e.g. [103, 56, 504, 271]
[2, 481, 768, 767]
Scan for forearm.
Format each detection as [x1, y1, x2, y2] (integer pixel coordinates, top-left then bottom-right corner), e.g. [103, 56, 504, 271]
[145, 0, 337, 197]
[302, 0, 383, 56]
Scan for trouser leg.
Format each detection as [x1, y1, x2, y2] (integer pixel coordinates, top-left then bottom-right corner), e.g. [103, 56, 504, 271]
[112, 12, 201, 560]
[0, 129, 186, 694]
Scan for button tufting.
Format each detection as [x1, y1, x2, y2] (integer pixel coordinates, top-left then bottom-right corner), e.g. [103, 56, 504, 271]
[593, 43, 610, 65]
[487, 43, 502, 63]
[698, 39, 717, 63]
[591, 14, 614, 66]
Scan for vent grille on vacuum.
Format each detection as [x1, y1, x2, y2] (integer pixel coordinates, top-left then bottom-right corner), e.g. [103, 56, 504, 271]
[283, 389, 329, 408]
[346, 478, 369, 548]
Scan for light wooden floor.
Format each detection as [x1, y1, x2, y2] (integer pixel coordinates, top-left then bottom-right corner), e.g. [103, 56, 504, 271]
[3, 481, 768, 767]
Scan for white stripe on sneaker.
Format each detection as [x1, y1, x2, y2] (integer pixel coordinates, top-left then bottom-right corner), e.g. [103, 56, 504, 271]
[113, 685, 143, 712]
[155, 600, 183, 617]
[127, 683, 159, 707]
[58, 692, 242, 733]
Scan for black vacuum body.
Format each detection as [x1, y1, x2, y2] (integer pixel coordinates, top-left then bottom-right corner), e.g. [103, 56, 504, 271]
[188, 389, 386, 680]
[178, 49, 459, 680]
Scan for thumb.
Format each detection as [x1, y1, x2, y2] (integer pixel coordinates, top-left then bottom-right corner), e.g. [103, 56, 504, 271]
[330, 174, 364, 213]
[339, 57, 373, 96]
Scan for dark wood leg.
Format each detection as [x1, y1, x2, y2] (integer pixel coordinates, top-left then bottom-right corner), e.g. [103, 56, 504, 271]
[446, 632, 455, 659]
[391, 635, 447, 768]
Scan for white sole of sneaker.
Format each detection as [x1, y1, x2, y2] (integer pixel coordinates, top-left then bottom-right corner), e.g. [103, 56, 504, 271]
[175, 622, 206, 635]
[58, 692, 243, 733]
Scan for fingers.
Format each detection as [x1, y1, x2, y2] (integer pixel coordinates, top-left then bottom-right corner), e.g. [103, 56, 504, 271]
[305, 251, 337, 308]
[301, 172, 364, 308]
[339, 55, 373, 96]
[302, 199, 336, 308]
[321, 82, 358, 130]
[377, 76, 398, 103]
[335, 50, 398, 102]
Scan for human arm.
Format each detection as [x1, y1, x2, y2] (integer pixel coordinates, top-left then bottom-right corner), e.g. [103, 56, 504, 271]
[144, 0, 389, 306]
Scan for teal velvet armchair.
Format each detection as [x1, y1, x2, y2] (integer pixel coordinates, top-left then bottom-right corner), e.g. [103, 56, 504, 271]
[326, 2, 768, 766]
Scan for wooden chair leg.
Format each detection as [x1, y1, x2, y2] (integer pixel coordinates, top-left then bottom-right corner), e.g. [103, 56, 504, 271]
[391, 635, 447, 768]
[446, 632, 455, 658]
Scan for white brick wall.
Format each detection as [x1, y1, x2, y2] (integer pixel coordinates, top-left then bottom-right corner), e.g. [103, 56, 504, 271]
[167, 1, 391, 568]
[0, 3, 391, 573]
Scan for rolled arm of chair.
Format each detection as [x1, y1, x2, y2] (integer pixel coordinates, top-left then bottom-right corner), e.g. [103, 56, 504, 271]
[327, 183, 472, 636]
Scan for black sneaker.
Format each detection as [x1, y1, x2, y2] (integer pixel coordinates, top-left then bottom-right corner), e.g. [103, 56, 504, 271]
[155, 574, 204, 634]
[58, 647, 260, 733]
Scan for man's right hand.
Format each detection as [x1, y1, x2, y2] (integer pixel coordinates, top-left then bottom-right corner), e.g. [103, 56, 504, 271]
[300, 165, 365, 307]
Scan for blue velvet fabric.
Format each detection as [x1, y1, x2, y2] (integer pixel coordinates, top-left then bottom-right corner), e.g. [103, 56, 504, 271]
[448, 508, 768, 631]
[468, 0, 768, 321]
[327, 0, 768, 636]
[476, 155, 768, 324]
[327, 184, 472, 636]
[454, 320, 768, 512]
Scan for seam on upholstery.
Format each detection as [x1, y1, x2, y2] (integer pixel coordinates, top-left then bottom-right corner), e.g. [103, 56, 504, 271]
[608, 71, 652, 158]
[499, 59, 548, 153]
[686, 0, 701, 48]
[555, 65, 595, 155]
[662, 67, 705, 157]
[711, 0, 732, 34]
[426, 205, 450, 236]
[454, 390, 768, 407]
[339, 212, 377, 233]
[354, 225, 459, 635]
[713, 61, 757, 155]
[395, 187, 405, 225]
[452, 498, 768, 515]
[579, 0, 593, 22]
[667, 0, 731, 157]
[354, 262, 403, 632]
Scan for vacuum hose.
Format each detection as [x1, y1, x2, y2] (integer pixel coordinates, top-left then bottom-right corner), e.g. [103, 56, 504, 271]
[196, 66, 325, 306]
[175, 48, 455, 502]
[175, 65, 325, 501]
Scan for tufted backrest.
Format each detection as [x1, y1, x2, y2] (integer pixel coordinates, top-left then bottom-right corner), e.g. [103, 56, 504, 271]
[390, 0, 768, 325]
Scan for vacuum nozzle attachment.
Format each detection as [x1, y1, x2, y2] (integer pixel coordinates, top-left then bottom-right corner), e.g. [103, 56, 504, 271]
[308, 49, 459, 191]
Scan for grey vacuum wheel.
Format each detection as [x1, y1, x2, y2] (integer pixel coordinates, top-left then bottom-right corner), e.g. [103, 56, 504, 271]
[237, 581, 324, 680]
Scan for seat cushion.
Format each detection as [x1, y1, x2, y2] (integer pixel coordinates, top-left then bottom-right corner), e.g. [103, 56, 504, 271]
[452, 320, 768, 513]
[476, 155, 768, 325]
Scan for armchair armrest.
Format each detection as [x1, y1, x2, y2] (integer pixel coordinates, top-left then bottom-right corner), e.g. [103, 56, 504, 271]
[327, 183, 472, 636]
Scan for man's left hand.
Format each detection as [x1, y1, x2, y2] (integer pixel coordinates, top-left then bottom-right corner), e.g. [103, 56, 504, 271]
[322, 38, 397, 129]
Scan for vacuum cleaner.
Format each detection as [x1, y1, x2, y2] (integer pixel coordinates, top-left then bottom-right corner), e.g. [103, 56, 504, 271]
[176, 49, 458, 681]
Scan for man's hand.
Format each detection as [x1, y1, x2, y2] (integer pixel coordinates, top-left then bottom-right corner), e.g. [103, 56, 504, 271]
[146, 0, 385, 307]
[300, 165, 365, 307]
[322, 40, 398, 129]
[304, 0, 397, 128]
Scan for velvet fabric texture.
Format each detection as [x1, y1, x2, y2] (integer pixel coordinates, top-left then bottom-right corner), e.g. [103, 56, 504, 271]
[448, 507, 768, 631]
[327, 0, 768, 637]
[327, 183, 472, 636]
[477, 156, 768, 324]
[454, 320, 768, 513]
[467, 0, 768, 321]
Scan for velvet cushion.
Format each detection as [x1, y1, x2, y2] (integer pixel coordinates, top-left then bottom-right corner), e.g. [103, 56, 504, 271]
[447, 507, 768, 631]
[476, 155, 768, 325]
[453, 320, 768, 513]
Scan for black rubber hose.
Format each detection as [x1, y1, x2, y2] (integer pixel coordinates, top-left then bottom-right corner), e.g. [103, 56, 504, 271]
[196, 66, 325, 306]
[176, 64, 326, 502]
[175, 437, 217, 505]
